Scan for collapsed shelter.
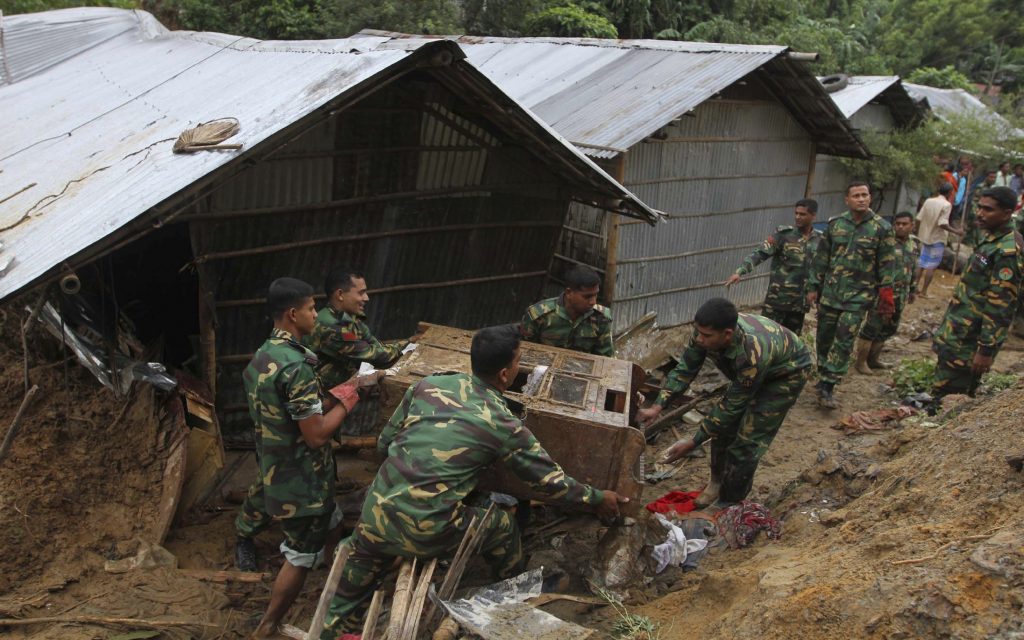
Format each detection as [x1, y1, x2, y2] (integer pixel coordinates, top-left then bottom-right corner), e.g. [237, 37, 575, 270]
[358, 31, 870, 331]
[0, 9, 659, 444]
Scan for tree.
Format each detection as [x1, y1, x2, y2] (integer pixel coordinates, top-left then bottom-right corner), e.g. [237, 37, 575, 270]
[905, 66, 973, 91]
[524, 4, 617, 38]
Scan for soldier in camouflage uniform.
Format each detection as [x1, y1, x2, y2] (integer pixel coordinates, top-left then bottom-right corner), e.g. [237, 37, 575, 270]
[725, 198, 822, 334]
[307, 267, 414, 391]
[856, 211, 918, 373]
[521, 265, 614, 357]
[319, 325, 628, 638]
[932, 187, 1023, 400]
[636, 298, 810, 509]
[963, 170, 997, 248]
[807, 182, 897, 409]
[237, 278, 357, 640]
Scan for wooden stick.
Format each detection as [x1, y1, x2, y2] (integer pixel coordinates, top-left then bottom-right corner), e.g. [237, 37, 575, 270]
[0, 385, 39, 466]
[431, 617, 460, 640]
[400, 558, 437, 640]
[305, 543, 351, 640]
[890, 531, 1001, 566]
[643, 384, 727, 442]
[54, 590, 112, 615]
[386, 559, 416, 640]
[360, 590, 385, 640]
[526, 593, 607, 607]
[179, 569, 271, 583]
[332, 436, 379, 450]
[0, 615, 217, 629]
[424, 504, 496, 630]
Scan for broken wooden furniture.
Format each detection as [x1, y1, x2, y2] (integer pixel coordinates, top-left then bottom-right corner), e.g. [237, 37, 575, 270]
[378, 323, 645, 513]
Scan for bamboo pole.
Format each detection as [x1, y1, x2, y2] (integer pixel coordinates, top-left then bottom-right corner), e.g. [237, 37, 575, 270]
[360, 590, 385, 640]
[0, 615, 217, 629]
[399, 558, 437, 640]
[305, 543, 351, 640]
[386, 559, 417, 640]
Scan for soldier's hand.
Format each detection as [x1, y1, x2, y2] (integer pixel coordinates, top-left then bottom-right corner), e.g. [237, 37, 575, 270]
[806, 291, 818, 308]
[596, 490, 629, 520]
[635, 404, 663, 427]
[723, 274, 741, 288]
[661, 437, 697, 464]
[971, 352, 994, 376]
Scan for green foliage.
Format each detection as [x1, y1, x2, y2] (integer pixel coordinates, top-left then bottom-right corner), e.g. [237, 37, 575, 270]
[595, 585, 664, 640]
[891, 358, 936, 396]
[524, 4, 617, 38]
[1, 0, 136, 13]
[980, 372, 1017, 394]
[836, 108, 1023, 197]
[906, 66, 973, 90]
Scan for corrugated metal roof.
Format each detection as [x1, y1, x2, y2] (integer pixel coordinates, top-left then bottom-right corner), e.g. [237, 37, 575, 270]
[904, 82, 1022, 136]
[820, 76, 924, 130]
[357, 30, 869, 159]
[0, 8, 660, 303]
[825, 76, 899, 118]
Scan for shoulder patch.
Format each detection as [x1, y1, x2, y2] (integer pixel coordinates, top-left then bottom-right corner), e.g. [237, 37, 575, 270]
[998, 267, 1014, 281]
[341, 332, 359, 341]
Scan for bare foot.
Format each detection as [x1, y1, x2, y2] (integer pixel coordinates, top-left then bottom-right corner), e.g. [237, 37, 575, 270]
[251, 623, 301, 640]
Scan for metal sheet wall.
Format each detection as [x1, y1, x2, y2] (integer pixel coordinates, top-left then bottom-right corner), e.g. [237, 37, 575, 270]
[560, 91, 808, 330]
[189, 77, 570, 422]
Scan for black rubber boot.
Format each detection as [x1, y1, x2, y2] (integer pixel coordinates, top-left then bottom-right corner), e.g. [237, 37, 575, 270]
[234, 536, 257, 572]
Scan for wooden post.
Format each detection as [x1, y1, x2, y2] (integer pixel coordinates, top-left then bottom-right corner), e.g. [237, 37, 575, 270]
[190, 222, 218, 397]
[804, 142, 818, 198]
[603, 154, 628, 305]
[305, 543, 351, 640]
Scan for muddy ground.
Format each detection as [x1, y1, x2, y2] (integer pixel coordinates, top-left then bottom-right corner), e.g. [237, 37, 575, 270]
[1, 270, 1022, 639]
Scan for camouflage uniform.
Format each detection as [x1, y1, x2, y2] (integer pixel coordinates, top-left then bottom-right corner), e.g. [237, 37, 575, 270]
[655, 314, 811, 503]
[306, 306, 405, 390]
[320, 372, 604, 638]
[932, 224, 1023, 397]
[520, 294, 614, 357]
[807, 210, 897, 386]
[860, 235, 919, 341]
[235, 329, 336, 567]
[734, 225, 822, 334]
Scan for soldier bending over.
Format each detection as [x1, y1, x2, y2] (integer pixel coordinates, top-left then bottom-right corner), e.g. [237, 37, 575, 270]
[636, 298, 810, 509]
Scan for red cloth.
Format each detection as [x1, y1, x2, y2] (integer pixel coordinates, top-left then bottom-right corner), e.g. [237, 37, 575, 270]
[645, 490, 702, 514]
[877, 286, 895, 315]
[714, 500, 781, 548]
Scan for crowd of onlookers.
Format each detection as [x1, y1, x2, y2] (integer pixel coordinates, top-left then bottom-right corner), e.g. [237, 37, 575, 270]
[940, 157, 1024, 226]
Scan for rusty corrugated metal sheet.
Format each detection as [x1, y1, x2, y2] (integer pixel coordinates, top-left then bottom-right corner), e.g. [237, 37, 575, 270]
[357, 30, 869, 160]
[0, 8, 660, 306]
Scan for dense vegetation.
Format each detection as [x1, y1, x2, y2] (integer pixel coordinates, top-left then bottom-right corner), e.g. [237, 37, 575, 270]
[5, 0, 1022, 193]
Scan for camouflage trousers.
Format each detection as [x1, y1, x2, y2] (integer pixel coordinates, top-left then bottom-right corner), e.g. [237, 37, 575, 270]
[320, 505, 523, 639]
[859, 300, 904, 342]
[932, 341, 988, 398]
[816, 305, 868, 385]
[235, 480, 273, 539]
[710, 372, 807, 503]
[762, 303, 807, 335]
[236, 480, 338, 568]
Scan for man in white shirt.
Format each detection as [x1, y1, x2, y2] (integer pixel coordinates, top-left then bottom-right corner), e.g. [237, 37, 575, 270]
[915, 183, 963, 297]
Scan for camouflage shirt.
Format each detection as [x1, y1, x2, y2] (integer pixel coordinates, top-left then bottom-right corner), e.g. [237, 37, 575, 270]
[306, 306, 404, 389]
[894, 236, 920, 305]
[520, 295, 614, 357]
[244, 328, 333, 519]
[934, 224, 1023, 357]
[735, 225, 823, 311]
[655, 314, 811, 445]
[808, 210, 897, 311]
[363, 373, 603, 545]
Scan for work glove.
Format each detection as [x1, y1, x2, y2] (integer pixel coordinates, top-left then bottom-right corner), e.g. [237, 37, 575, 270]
[877, 286, 895, 316]
[328, 381, 361, 413]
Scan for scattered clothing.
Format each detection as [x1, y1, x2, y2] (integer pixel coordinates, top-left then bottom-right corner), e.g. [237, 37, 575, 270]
[646, 490, 702, 514]
[651, 514, 709, 573]
[713, 501, 781, 549]
[834, 406, 917, 433]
